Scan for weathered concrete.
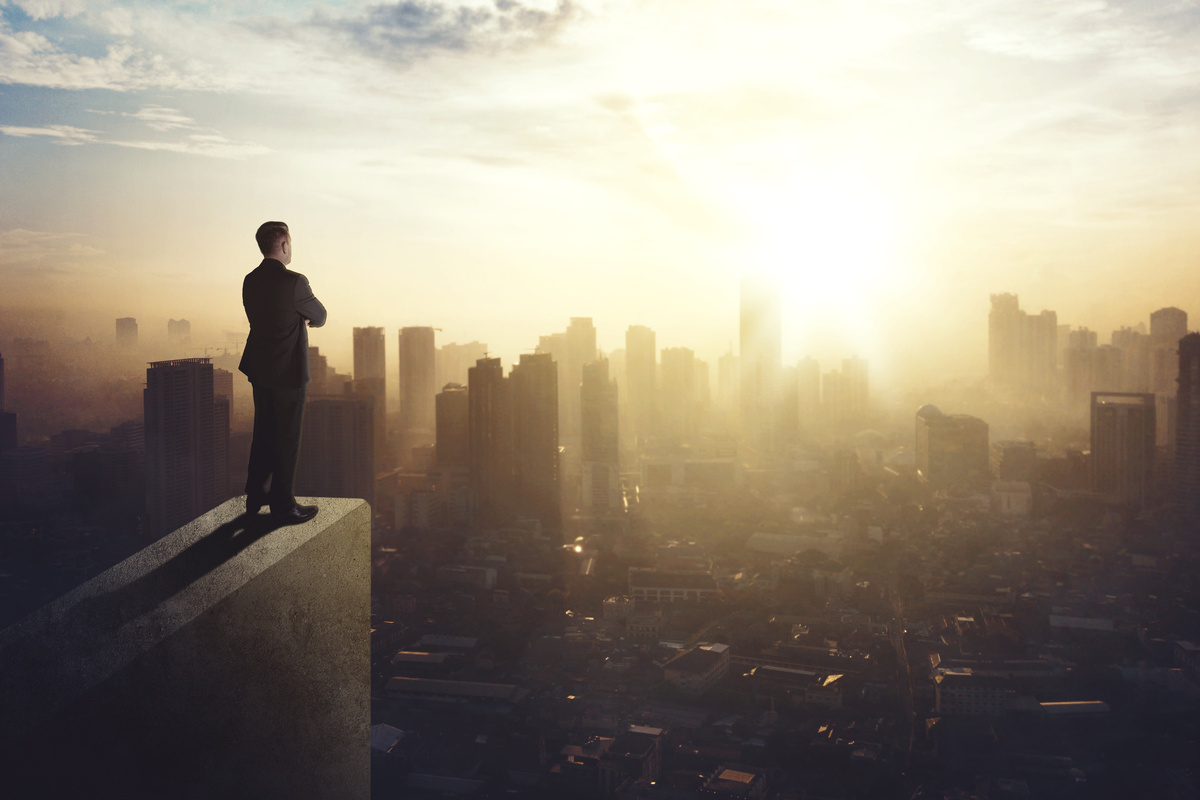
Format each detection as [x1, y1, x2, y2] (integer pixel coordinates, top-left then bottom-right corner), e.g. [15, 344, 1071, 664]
[0, 496, 370, 799]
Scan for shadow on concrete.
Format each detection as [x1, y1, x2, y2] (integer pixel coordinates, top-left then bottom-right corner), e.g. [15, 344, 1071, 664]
[70, 512, 287, 631]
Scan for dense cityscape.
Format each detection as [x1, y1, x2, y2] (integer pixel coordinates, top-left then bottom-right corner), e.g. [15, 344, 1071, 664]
[0, 281, 1197, 799]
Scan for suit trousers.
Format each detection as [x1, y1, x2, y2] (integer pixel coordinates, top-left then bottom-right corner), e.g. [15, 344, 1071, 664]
[246, 384, 307, 510]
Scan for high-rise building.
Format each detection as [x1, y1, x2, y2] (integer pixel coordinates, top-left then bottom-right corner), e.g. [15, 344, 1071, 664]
[167, 319, 191, 346]
[915, 405, 990, 490]
[1090, 392, 1156, 509]
[398, 326, 437, 451]
[660, 347, 696, 446]
[717, 348, 738, 415]
[436, 383, 470, 474]
[1175, 334, 1200, 520]
[144, 358, 225, 536]
[990, 440, 1038, 482]
[796, 357, 821, 432]
[988, 294, 1057, 395]
[116, 317, 138, 349]
[1112, 326, 1150, 392]
[581, 359, 620, 513]
[842, 357, 869, 418]
[740, 276, 781, 453]
[0, 350, 5, 411]
[295, 390, 376, 511]
[436, 341, 488, 389]
[308, 346, 329, 392]
[1150, 307, 1187, 396]
[511, 352, 560, 533]
[469, 357, 512, 527]
[353, 325, 387, 406]
[626, 325, 658, 447]
[564, 318, 597, 440]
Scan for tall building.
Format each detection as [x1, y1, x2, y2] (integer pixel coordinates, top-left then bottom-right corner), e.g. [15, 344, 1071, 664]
[436, 341, 488, 389]
[915, 405, 990, 491]
[796, 357, 821, 432]
[167, 319, 191, 346]
[717, 348, 738, 415]
[660, 347, 696, 446]
[581, 359, 620, 513]
[511, 352, 560, 533]
[842, 357, 869, 418]
[436, 383, 470, 474]
[469, 357, 512, 527]
[1174, 334, 1200, 520]
[353, 325, 387, 406]
[0, 350, 5, 411]
[144, 358, 225, 536]
[564, 318, 597, 440]
[988, 294, 1057, 395]
[398, 326, 437, 453]
[295, 390, 376, 511]
[1090, 392, 1156, 509]
[740, 276, 781, 453]
[626, 325, 658, 447]
[116, 317, 138, 349]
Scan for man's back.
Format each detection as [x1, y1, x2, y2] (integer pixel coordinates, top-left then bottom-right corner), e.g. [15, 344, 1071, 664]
[239, 258, 326, 387]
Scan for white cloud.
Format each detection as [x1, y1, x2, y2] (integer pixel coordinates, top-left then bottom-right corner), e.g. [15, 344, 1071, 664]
[0, 123, 97, 144]
[13, 0, 86, 21]
[125, 105, 198, 132]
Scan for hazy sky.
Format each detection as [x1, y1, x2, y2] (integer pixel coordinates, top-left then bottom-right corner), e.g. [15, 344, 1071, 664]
[3, 0, 1199, 386]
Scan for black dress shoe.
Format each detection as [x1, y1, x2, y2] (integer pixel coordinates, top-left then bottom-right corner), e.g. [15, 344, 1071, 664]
[271, 504, 318, 525]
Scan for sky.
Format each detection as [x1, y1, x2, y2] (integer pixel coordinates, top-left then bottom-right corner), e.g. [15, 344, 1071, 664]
[2, 0, 1200, 387]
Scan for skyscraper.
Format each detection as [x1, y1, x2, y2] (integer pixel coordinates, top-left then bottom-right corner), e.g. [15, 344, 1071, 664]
[353, 325, 387, 405]
[398, 326, 437, 454]
[660, 347, 696, 446]
[167, 319, 191, 346]
[116, 317, 138, 349]
[581, 359, 620, 513]
[1090, 392, 1156, 509]
[1175, 333, 1200, 520]
[988, 294, 1057, 395]
[625, 325, 657, 448]
[740, 276, 781, 454]
[436, 341, 488, 389]
[144, 358, 225, 536]
[511, 352, 560, 533]
[796, 357, 821, 432]
[564, 318, 597, 440]
[469, 357, 512, 527]
[436, 383, 470, 474]
[295, 390, 376, 511]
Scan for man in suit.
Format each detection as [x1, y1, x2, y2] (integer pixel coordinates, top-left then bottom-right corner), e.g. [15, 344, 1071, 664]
[239, 221, 327, 523]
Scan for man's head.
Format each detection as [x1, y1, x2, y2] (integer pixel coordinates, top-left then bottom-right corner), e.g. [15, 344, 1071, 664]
[255, 221, 291, 265]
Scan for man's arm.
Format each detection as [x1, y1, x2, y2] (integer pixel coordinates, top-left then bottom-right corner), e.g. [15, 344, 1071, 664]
[294, 274, 327, 328]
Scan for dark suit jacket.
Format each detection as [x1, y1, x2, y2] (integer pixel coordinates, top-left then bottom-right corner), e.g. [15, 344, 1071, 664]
[238, 258, 327, 387]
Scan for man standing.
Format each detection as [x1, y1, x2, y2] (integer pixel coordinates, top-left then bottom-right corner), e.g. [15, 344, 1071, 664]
[239, 221, 326, 523]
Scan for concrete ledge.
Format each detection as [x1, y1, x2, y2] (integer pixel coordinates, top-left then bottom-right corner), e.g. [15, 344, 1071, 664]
[0, 496, 370, 799]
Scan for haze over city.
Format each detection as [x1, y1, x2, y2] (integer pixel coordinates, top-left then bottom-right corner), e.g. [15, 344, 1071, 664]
[5, 0, 1200, 384]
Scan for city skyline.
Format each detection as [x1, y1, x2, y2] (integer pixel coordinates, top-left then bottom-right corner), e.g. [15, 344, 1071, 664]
[5, 1, 1200, 384]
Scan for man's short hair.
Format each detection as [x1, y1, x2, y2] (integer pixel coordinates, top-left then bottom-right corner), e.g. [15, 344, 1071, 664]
[255, 221, 289, 256]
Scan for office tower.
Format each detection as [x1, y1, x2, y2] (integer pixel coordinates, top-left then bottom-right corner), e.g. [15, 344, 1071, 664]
[116, 317, 138, 349]
[213, 368, 234, 419]
[626, 325, 658, 447]
[581, 359, 620, 513]
[1112, 327, 1150, 393]
[740, 276, 781, 452]
[308, 346, 329, 392]
[144, 358, 225, 536]
[511, 352, 560, 533]
[660, 347, 696, 446]
[990, 440, 1038, 482]
[436, 341, 488, 389]
[1176, 334, 1200, 519]
[469, 357, 512, 527]
[348, 377, 384, 475]
[353, 325, 387, 407]
[988, 294, 1057, 395]
[796, 357, 821, 432]
[778, 366, 799, 441]
[563, 318, 597, 440]
[295, 390, 376, 511]
[915, 405, 990, 490]
[167, 319, 191, 346]
[1150, 307, 1188, 396]
[1090, 392, 1156, 508]
[436, 383, 470, 473]
[398, 326, 437, 453]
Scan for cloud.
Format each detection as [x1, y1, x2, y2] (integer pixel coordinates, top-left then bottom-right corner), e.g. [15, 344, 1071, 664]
[0, 228, 102, 276]
[124, 105, 199, 132]
[309, 0, 581, 64]
[0, 123, 97, 144]
[12, 0, 86, 21]
[109, 133, 271, 160]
